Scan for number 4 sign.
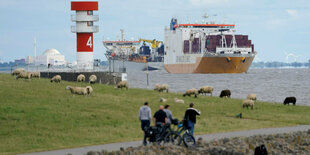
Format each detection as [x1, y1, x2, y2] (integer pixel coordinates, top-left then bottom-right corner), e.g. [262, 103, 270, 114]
[86, 36, 92, 48]
[77, 33, 93, 52]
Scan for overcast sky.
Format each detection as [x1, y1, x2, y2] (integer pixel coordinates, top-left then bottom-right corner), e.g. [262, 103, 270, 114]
[0, 0, 309, 63]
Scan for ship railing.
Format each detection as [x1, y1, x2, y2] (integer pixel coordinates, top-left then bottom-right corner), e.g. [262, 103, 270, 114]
[216, 47, 252, 54]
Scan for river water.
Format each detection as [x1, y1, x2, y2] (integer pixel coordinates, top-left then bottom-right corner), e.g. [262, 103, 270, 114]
[127, 68, 310, 106]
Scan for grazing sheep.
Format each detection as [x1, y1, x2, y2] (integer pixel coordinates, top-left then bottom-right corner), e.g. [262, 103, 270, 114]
[31, 71, 40, 79]
[198, 86, 214, 96]
[77, 74, 85, 82]
[12, 68, 25, 76]
[85, 86, 93, 95]
[242, 99, 255, 109]
[183, 88, 198, 98]
[89, 75, 97, 84]
[115, 81, 129, 90]
[247, 94, 257, 101]
[220, 89, 231, 98]
[159, 97, 167, 103]
[16, 71, 32, 80]
[154, 84, 169, 93]
[283, 97, 296, 106]
[50, 75, 61, 83]
[66, 85, 93, 96]
[174, 98, 184, 104]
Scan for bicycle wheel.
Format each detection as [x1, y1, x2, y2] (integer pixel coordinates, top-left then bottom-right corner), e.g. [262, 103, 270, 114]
[182, 133, 196, 148]
[164, 131, 182, 145]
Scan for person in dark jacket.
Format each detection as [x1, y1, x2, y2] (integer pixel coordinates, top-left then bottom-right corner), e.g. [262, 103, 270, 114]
[153, 105, 168, 126]
[184, 103, 200, 135]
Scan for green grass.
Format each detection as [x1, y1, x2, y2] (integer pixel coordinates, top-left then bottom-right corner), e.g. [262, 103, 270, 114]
[0, 73, 309, 155]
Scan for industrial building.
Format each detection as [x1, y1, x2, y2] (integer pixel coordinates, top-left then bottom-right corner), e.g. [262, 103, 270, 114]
[26, 48, 66, 66]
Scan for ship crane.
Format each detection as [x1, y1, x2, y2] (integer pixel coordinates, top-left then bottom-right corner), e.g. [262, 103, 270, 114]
[138, 39, 163, 49]
[139, 39, 164, 61]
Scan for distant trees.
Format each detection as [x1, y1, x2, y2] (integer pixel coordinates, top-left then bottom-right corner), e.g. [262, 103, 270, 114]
[251, 61, 310, 68]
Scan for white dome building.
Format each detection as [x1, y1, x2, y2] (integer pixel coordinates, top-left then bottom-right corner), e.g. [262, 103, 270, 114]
[31, 49, 65, 66]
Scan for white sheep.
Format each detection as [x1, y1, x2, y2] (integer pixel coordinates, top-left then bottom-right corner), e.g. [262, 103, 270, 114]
[159, 97, 167, 103]
[183, 88, 198, 98]
[66, 85, 93, 96]
[115, 81, 129, 90]
[242, 99, 255, 110]
[50, 75, 61, 83]
[247, 94, 257, 101]
[31, 71, 40, 79]
[89, 75, 97, 84]
[77, 74, 85, 82]
[174, 98, 184, 104]
[154, 84, 169, 93]
[16, 71, 32, 80]
[12, 68, 24, 76]
[198, 86, 214, 96]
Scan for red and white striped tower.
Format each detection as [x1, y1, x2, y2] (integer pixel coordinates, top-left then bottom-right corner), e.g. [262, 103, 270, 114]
[71, 1, 99, 70]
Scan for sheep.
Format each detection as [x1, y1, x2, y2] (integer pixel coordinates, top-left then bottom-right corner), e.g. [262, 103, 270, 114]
[242, 99, 255, 109]
[89, 75, 97, 84]
[154, 84, 169, 93]
[50, 75, 61, 83]
[198, 86, 214, 96]
[77, 74, 85, 82]
[12, 68, 24, 76]
[174, 98, 184, 104]
[115, 81, 129, 90]
[16, 71, 32, 80]
[31, 71, 40, 79]
[85, 86, 93, 95]
[220, 89, 231, 98]
[159, 97, 167, 103]
[247, 94, 257, 101]
[183, 88, 198, 98]
[283, 97, 296, 106]
[66, 85, 93, 96]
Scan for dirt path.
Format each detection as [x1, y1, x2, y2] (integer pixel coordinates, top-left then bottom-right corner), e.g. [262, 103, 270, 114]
[21, 125, 310, 155]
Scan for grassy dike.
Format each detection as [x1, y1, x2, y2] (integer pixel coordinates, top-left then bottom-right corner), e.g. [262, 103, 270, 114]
[0, 73, 309, 154]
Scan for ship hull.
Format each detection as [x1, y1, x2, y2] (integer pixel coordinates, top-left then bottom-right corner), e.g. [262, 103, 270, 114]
[109, 60, 163, 72]
[164, 56, 254, 74]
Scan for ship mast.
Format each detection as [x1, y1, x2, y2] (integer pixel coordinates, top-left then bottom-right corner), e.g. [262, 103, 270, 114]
[120, 29, 125, 41]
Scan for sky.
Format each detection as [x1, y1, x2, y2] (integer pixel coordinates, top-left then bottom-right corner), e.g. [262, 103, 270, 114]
[0, 0, 310, 63]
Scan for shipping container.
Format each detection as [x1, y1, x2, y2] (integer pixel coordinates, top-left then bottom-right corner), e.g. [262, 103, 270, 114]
[184, 40, 189, 53]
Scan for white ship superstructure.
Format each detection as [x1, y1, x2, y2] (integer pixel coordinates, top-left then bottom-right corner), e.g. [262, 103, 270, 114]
[164, 18, 256, 73]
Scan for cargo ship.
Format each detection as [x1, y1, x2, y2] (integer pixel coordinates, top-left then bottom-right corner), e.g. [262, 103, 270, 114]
[164, 18, 256, 73]
[103, 30, 164, 72]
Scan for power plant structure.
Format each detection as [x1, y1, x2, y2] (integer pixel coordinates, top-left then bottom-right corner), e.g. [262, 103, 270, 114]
[71, 1, 99, 70]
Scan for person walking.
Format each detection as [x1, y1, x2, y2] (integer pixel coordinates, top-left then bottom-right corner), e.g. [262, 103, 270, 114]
[163, 105, 173, 124]
[153, 105, 168, 126]
[184, 103, 200, 135]
[139, 102, 152, 145]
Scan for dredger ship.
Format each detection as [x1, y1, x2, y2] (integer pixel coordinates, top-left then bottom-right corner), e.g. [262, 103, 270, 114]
[164, 18, 256, 73]
[103, 30, 164, 72]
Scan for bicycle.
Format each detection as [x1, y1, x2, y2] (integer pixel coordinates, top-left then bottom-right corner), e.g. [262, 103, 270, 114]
[164, 119, 196, 147]
[144, 123, 171, 145]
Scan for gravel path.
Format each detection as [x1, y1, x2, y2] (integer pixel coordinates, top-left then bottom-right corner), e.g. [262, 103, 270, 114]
[21, 125, 310, 155]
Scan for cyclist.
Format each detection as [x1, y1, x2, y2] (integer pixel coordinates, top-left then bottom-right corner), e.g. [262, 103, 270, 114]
[184, 103, 200, 135]
[163, 105, 174, 124]
[153, 105, 168, 126]
[139, 102, 152, 145]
